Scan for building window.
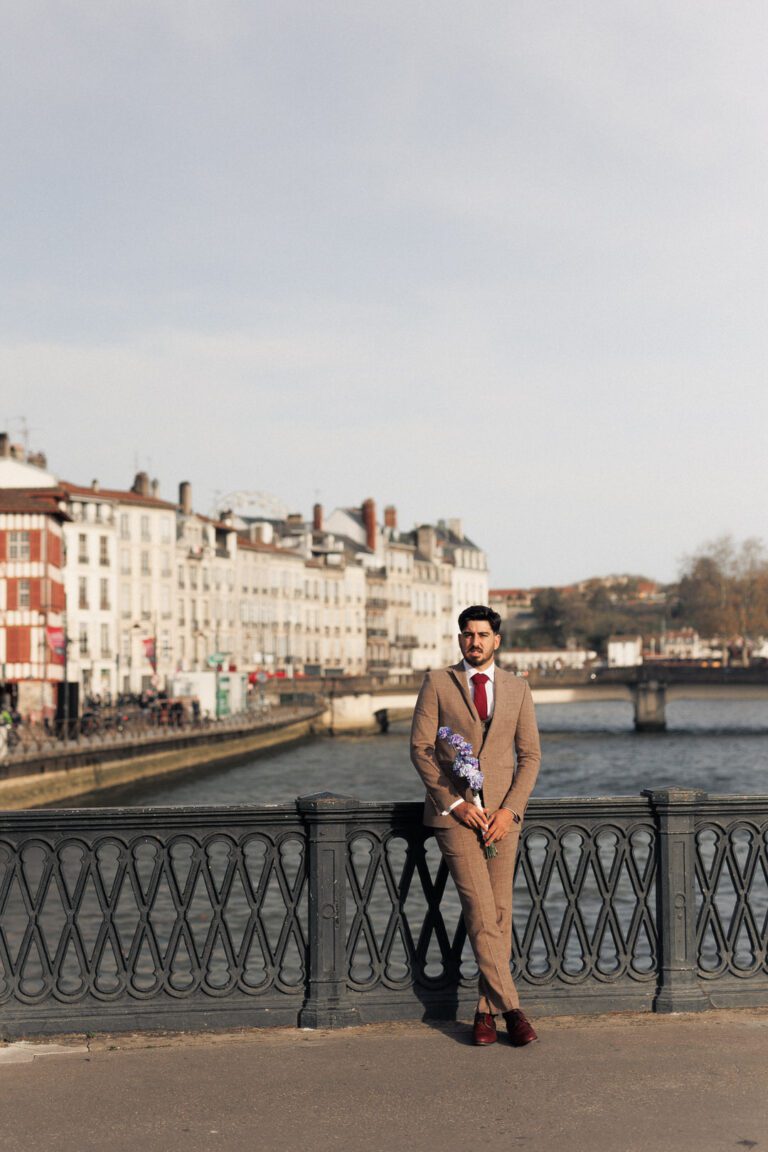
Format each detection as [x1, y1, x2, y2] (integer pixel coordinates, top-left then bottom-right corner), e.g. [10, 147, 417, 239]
[141, 551, 151, 576]
[178, 566, 185, 589]
[100, 579, 110, 610]
[99, 536, 109, 566]
[120, 548, 130, 575]
[10, 530, 31, 561]
[120, 513, 130, 540]
[78, 533, 88, 563]
[161, 518, 171, 543]
[78, 577, 88, 609]
[79, 625, 89, 656]
[140, 515, 150, 542]
[161, 551, 171, 577]
[190, 567, 198, 590]
[100, 624, 110, 658]
[18, 578, 30, 609]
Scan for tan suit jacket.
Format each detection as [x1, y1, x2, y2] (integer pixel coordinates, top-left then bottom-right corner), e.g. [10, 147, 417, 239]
[410, 663, 541, 829]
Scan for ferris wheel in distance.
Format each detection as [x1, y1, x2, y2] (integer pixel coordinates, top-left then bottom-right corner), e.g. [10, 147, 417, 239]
[212, 490, 290, 521]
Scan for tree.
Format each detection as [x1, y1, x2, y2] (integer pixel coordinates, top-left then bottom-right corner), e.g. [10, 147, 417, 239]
[531, 588, 571, 647]
[675, 536, 768, 643]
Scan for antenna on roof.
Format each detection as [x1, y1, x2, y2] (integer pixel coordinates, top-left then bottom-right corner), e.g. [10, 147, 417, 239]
[10, 416, 36, 457]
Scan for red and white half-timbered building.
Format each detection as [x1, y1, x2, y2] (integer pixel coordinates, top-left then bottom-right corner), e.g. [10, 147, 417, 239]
[0, 488, 70, 720]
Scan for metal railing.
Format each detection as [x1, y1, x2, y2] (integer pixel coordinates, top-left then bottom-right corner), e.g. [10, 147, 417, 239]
[0, 704, 316, 774]
[0, 788, 766, 1037]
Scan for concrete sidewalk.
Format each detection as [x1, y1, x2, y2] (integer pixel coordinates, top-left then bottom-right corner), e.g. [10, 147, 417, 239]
[2, 1010, 767, 1152]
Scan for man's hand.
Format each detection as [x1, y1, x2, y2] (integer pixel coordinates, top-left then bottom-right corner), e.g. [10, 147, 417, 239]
[483, 807, 515, 846]
[451, 800, 490, 832]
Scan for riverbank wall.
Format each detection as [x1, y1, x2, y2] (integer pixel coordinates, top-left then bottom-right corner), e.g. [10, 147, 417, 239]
[0, 709, 323, 809]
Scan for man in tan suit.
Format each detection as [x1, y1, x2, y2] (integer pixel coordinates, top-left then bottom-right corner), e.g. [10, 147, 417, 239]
[410, 604, 541, 1046]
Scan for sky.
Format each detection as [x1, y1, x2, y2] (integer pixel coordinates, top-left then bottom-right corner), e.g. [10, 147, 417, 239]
[2, 1, 767, 588]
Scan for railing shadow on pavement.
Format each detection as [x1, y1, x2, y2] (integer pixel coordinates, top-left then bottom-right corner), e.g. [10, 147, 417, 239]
[0, 788, 767, 1038]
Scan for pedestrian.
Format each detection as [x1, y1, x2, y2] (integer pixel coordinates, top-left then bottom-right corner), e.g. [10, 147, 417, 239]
[410, 604, 542, 1046]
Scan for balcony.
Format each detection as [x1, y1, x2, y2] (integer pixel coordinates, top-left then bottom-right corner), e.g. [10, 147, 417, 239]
[366, 627, 388, 638]
[393, 635, 418, 648]
[366, 598, 388, 609]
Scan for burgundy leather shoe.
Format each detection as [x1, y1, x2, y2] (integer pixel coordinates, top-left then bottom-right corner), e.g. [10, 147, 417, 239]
[503, 1009, 538, 1047]
[473, 1012, 497, 1046]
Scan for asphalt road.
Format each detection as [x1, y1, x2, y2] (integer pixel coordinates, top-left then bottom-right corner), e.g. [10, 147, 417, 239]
[2, 1011, 767, 1152]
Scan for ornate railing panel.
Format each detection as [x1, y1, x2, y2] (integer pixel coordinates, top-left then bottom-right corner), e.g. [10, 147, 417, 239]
[2, 789, 768, 1035]
[512, 813, 657, 987]
[0, 806, 307, 1034]
[695, 799, 768, 989]
[342, 798, 658, 1019]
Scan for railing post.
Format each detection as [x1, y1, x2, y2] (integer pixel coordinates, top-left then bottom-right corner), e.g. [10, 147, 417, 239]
[645, 787, 709, 1013]
[297, 792, 361, 1029]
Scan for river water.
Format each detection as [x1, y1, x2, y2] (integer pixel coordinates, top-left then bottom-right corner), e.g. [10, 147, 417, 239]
[11, 699, 766, 995]
[73, 698, 768, 807]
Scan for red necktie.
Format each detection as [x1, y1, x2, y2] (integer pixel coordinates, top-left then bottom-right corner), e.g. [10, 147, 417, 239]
[473, 673, 489, 722]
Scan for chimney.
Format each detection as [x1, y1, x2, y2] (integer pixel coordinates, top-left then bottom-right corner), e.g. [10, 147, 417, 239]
[91, 479, 100, 492]
[132, 471, 151, 497]
[313, 503, 323, 532]
[151, 478, 159, 499]
[179, 481, 192, 515]
[417, 525, 437, 559]
[28, 451, 47, 470]
[0, 433, 9, 458]
[384, 505, 397, 532]
[447, 517, 463, 539]
[362, 498, 377, 551]
[249, 522, 274, 545]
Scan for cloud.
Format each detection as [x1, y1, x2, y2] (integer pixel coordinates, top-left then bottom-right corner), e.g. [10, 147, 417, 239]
[3, 2, 768, 583]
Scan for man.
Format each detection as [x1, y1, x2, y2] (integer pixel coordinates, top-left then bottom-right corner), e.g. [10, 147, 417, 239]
[410, 604, 541, 1047]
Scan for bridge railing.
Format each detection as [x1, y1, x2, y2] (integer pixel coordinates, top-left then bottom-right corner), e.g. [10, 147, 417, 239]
[0, 706, 320, 779]
[1, 789, 766, 1036]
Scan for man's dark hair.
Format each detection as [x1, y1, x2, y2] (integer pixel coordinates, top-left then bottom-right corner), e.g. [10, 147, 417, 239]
[458, 605, 502, 634]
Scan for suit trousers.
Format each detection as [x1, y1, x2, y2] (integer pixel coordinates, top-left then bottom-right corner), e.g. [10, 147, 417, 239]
[434, 821, 520, 1014]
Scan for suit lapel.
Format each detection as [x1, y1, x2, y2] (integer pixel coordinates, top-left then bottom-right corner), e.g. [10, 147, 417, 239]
[447, 663, 487, 753]
[448, 663, 475, 721]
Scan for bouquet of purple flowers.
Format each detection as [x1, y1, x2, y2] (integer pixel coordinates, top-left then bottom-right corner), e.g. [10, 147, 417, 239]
[437, 726, 497, 858]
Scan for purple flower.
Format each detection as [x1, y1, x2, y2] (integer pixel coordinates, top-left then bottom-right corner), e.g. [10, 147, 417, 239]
[436, 726, 485, 793]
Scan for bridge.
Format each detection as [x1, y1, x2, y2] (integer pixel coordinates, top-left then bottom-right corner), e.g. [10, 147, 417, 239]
[319, 665, 768, 733]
